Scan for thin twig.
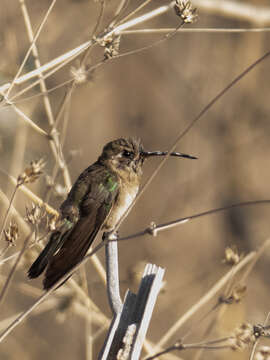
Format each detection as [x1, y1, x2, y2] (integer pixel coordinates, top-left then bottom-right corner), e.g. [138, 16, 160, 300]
[192, 0, 270, 25]
[0, 185, 19, 241]
[0, 240, 104, 342]
[18, 0, 71, 190]
[118, 200, 270, 242]
[5, 0, 56, 98]
[117, 0, 155, 26]
[105, 238, 122, 315]
[121, 27, 270, 34]
[0, 233, 32, 305]
[113, 47, 270, 234]
[1, 2, 173, 101]
[147, 252, 255, 355]
[8, 104, 49, 138]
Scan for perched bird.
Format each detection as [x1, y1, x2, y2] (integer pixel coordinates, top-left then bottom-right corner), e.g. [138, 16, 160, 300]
[28, 138, 196, 289]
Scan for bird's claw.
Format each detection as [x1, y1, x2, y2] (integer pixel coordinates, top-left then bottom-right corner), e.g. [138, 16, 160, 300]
[102, 231, 119, 242]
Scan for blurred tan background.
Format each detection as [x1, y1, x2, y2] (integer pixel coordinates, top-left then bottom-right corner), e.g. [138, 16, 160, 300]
[1, 0, 270, 359]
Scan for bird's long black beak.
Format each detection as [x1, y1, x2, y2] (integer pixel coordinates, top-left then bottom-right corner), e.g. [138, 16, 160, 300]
[141, 151, 197, 160]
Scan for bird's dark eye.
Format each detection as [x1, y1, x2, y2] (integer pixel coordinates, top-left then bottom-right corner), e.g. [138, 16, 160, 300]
[123, 150, 133, 158]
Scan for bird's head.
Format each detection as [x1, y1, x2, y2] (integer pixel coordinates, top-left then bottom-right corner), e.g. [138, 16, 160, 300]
[99, 137, 197, 177]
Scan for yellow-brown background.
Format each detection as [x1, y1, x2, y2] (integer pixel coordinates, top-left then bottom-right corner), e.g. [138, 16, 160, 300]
[1, 1, 270, 359]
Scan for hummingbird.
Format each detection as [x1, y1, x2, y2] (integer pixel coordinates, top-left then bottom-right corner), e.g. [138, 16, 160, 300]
[28, 138, 196, 290]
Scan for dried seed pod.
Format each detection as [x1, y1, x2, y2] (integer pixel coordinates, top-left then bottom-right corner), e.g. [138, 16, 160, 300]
[17, 159, 45, 185]
[174, 0, 198, 24]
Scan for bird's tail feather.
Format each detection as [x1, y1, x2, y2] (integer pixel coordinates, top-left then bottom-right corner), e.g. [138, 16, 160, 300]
[28, 231, 63, 279]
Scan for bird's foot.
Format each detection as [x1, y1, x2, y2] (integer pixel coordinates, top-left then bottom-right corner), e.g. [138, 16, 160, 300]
[102, 231, 119, 242]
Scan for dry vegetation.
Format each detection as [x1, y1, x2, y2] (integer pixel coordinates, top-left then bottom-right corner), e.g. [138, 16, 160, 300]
[1, 0, 270, 359]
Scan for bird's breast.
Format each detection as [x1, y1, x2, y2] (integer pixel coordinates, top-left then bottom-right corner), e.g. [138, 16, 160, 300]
[103, 183, 139, 231]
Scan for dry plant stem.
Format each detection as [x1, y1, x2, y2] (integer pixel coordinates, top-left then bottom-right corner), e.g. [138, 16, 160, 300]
[0, 189, 30, 235]
[0, 241, 105, 343]
[114, 21, 185, 59]
[105, 239, 122, 315]
[5, 0, 56, 99]
[91, 0, 106, 38]
[147, 337, 232, 360]
[73, 302, 109, 328]
[79, 266, 93, 360]
[10, 104, 49, 138]
[117, 0, 154, 25]
[110, 0, 130, 26]
[119, 200, 270, 242]
[8, 45, 92, 102]
[192, 0, 270, 25]
[59, 85, 74, 149]
[1, 1, 173, 99]
[20, 0, 55, 125]
[7, 121, 27, 194]
[0, 169, 58, 216]
[0, 174, 106, 284]
[69, 277, 106, 317]
[122, 28, 270, 34]
[149, 252, 255, 354]
[249, 339, 259, 360]
[239, 237, 270, 284]
[113, 49, 270, 234]
[0, 233, 32, 305]
[19, 0, 63, 186]
[7, 26, 270, 106]
[250, 313, 270, 360]
[0, 40, 92, 94]
[0, 244, 11, 259]
[0, 185, 19, 241]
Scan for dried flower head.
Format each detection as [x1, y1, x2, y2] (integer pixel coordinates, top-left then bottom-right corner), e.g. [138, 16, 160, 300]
[256, 346, 270, 360]
[95, 33, 121, 59]
[174, 0, 198, 24]
[17, 159, 45, 185]
[25, 203, 45, 226]
[229, 323, 255, 351]
[4, 221, 19, 246]
[70, 63, 93, 85]
[253, 324, 270, 338]
[224, 246, 240, 265]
